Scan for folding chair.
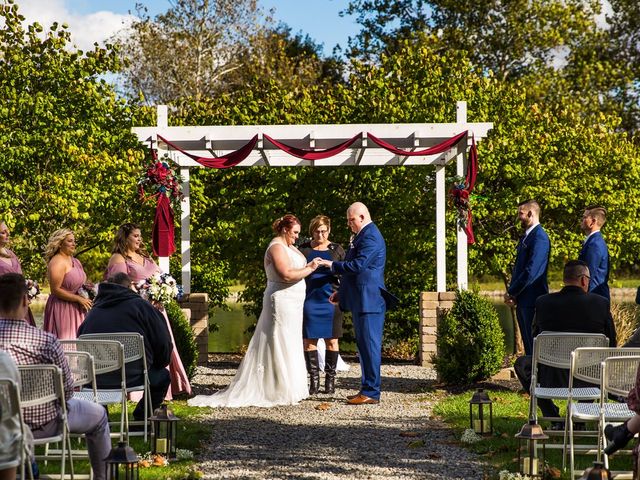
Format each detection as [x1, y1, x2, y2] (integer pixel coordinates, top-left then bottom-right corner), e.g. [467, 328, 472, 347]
[0, 377, 33, 480]
[62, 338, 128, 441]
[78, 333, 152, 441]
[61, 350, 97, 403]
[529, 332, 609, 425]
[18, 364, 74, 480]
[568, 349, 640, 478]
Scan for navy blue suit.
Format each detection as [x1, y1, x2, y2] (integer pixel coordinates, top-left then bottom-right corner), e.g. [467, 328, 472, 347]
[578, 231, 610, 300]
[507, 224, 550, 355]
[332, 222, 394, 400]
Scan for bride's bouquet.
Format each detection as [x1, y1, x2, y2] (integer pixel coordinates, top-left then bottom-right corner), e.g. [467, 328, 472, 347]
[134, 273, 183, 306]
[25, 279, 40, 302]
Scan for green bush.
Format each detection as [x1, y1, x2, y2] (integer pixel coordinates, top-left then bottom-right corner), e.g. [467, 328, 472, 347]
[165, 300, 198, 381]
[434, 289, 505, 384]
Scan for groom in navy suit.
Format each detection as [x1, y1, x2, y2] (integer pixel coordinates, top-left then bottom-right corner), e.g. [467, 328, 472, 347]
[578, 206, 610, 300]
[323, 202, 396, 405]
[505, 199, 550, 356]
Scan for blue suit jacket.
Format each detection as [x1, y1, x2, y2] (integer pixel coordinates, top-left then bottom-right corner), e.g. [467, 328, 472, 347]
[507, 224, 550, 308]
[332, 222, 394, 313]
[578, 231, 610, 300]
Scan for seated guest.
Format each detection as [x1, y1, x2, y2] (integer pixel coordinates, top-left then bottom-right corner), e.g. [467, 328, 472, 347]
[78, 273, 172, 421]
[0, 273, 111, 480]
[514, 260, 617, 422]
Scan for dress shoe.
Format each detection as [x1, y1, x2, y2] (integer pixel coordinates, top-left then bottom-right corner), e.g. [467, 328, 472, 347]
[346, 392, 362, 400]
[604, 422, 635, 455]
[346, 394, 379, 405]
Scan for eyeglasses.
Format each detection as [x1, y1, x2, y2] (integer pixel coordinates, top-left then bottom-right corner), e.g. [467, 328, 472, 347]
[579, 274, 591, 280]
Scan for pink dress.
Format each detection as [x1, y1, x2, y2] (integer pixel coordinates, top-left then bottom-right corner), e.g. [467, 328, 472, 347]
[43, 257, 87, 339]
[106, 257, 192, 397]
[0, 249, 36, 327]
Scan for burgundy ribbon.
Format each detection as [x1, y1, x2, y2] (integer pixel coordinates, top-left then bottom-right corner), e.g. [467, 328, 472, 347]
[449, 135, 478, 244]
[367, 131, 468, 156]
[158, 134, 258, 169]
[152, 193, 176, 257]
[263, 133, 362, 160]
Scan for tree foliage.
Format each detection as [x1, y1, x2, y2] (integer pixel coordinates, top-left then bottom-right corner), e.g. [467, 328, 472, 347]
[0, 0, 146, 280]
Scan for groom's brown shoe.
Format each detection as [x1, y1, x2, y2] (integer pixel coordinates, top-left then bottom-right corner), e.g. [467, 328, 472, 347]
[346, 392, 362, 400]
[346, 394, 379, 405]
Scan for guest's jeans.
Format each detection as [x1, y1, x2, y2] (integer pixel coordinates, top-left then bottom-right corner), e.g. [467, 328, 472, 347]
[32, 399, 111, 480]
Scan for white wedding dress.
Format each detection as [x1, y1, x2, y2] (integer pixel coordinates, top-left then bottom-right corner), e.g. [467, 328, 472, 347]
[189, 240, 309, 408]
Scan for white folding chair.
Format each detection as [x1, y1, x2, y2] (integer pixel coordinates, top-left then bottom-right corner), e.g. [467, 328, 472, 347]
[0, 377, 33, 480]
[568, 350, 640, 478]
[530, 332, 609, 425]
[61, 350, 97, 403]
[78, 333, 152, 441]
[18, 364, 74, 480]
[63, 338, 128, 441]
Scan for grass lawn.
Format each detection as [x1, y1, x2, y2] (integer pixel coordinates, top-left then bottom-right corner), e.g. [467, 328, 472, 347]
[37, 399, 212, 479]
[432, 388, 635, 479]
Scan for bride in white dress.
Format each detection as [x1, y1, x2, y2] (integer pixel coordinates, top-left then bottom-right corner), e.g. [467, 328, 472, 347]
[189, 214, 321, 408]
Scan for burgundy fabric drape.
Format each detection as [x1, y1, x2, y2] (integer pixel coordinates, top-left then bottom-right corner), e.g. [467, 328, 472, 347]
[152, 193, 176, 257]
[263, 133, 362, 160]
[449, 135, 478, 244]
[158, 134, 259, 169]
[367, 131, 467, 156]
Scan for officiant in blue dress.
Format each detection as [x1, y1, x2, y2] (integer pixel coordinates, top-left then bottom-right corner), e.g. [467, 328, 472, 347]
[299, 215, 345, 395]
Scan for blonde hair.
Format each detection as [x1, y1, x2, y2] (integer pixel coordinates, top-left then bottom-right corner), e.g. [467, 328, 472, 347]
[308, 215, 331, 236]
[44, 228, 74, 263]
[0, 221, 11, 258]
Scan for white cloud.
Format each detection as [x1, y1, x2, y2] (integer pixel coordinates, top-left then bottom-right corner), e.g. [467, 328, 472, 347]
[595, 0, 613, 30]
[15, 0, 135, 51]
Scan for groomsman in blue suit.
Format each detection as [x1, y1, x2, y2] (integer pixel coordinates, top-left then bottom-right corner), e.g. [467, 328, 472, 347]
[323, 202, 397, 405]
[505, 199, 551, 355]
[578, 206, 610, 301]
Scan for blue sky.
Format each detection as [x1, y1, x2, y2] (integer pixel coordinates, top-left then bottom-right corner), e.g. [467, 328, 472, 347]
[19, 0, 359, 56]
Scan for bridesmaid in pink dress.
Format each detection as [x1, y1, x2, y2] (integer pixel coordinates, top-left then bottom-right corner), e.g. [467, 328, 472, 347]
[0, 221, 36, 326]
[106, 223, 191, 398]
[43, 228, 92, 339]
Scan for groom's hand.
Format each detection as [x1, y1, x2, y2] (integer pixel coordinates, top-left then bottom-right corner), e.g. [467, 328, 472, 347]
[329, 291, 339, 305]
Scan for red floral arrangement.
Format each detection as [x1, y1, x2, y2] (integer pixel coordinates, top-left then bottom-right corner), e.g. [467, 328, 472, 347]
[138, 154, 184, 208]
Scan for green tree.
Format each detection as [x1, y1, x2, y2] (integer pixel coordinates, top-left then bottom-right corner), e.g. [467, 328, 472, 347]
[0, 0, 146, 280]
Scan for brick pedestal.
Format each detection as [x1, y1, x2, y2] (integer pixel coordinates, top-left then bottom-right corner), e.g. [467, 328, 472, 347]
[418, 291, 455, 367]
[178, 293, 209, 366]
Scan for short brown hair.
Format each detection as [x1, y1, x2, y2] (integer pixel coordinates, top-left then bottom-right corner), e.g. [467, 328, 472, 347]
[308, 215, 331, 236]
[584, 206, 606, 227]
[563, 260, 589, 282]
[0, 273, 27, 312]
[518, 199, 541, 217]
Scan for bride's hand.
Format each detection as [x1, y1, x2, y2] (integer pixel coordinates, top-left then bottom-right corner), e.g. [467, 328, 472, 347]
[307, 258, 322, 270]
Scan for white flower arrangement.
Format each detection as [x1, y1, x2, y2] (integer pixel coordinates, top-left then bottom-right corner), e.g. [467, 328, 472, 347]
[460, 428, 482, 444]
[498, 470, 532, 480]
[134, 273, 183, 306]
[25, 279, 40, 301]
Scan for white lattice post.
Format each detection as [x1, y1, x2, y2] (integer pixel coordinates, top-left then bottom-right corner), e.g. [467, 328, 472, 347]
[156, 105, 170, 274]
[456, 101, 469, 290]
[180, 167, 191, 294]
[435, 163, 446, 292]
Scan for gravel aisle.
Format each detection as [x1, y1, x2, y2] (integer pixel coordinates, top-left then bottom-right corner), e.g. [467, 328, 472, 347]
[190, 356, 487, 479]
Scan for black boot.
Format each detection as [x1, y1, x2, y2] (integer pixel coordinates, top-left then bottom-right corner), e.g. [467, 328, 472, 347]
[324, 350, 339, 394]
[304, 350, 320, 395]
[604, 422, 635, 455]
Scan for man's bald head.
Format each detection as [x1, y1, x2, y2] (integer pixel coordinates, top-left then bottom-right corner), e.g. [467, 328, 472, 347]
[347, 202, 371, 233]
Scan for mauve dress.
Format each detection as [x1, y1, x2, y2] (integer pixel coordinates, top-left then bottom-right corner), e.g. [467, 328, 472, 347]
[106, 257, 192, 397]
[43, 257, 87, 340]
[0, 249, 36, 327]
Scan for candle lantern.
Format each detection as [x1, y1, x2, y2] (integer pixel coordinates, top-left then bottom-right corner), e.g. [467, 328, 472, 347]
[515, 420, 548, 478]
[578, 461, 611, 480]
[106, 441, 139, 480]
[468, 388, 493, 435]
[150, 404, 180, 459]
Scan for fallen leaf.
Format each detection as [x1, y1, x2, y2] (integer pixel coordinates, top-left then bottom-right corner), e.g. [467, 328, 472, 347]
[427, 453, 442, 459]
[500, 432, 510, 439]
[546, 466, 561, 479]
[139, 460, 151, 468]
[315, 402, 331, 411]
[407, 440, 425, 448]
[399, 431, 421, 437]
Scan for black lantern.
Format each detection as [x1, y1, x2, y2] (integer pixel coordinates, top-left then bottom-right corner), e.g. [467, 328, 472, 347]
[106, 441, 139, 480]
[150, 404, 179, 459]
[579, 461, 612, 480]
[515, 420, 548, 478]
[469, 388, 493, 435]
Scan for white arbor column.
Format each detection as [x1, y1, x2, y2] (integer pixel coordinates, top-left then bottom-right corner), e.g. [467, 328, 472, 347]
[435, 163, 446, 292]
[456, 101, 469, 290]
[180, 167, 191, 294]
[156, 105, 170, 274]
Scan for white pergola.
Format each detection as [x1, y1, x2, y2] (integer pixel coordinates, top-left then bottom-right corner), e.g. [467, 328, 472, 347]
[132, 102, 493, 294]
